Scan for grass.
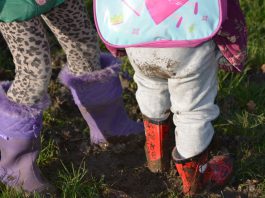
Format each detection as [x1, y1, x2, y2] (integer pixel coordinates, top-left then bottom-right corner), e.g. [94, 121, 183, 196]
[240, 0, 265, 66]
[58, 161, 102, 198]
[0, 0, 264, 197]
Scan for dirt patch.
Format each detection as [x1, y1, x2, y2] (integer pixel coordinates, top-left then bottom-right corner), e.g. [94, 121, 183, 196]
[43, 77, 261, 198]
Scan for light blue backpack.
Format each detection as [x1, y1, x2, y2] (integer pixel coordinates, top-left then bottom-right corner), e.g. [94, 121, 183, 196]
[94, 0, 227, 49]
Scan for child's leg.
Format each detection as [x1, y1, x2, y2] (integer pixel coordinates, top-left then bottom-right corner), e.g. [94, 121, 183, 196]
[133, 72, 171, 121]
[133, 72, 172, 172]
[42, 0, 143, 145]
[41, 0, 100, 76]
[168, 41, 219, 159]
[0, 18, 51, 105]
[0, 19, 54, 194]
[166, 41, 232, 195]
[126, 48, 173, 172]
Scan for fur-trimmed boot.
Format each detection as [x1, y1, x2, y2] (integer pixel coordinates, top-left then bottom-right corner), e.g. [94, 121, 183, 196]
[0, 82, 54, 195]
[172, 147, 233, 196]
[59, 53, 143, 145]
[144, 116, 172, 173]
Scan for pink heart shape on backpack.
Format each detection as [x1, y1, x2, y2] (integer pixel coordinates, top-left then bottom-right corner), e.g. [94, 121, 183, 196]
[145, 0, 189, 25]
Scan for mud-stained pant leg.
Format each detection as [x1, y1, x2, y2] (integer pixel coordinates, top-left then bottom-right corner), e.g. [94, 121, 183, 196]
[168, 41, 219, 159]
[41, 0, 100, 76]
[0, 18, 51, 105]
[126, 49, 171, 121]
[133, 73, 171, 121]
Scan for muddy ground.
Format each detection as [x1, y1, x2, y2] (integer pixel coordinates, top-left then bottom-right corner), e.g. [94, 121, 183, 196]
[38, 70, 262, 198]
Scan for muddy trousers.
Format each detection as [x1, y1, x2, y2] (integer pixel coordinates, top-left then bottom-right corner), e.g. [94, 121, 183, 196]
[0, 0, 100, 105]
[126, 41, 220, 159]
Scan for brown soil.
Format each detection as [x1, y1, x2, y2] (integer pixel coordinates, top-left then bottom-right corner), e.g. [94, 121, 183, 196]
[42, 76, 258, 198]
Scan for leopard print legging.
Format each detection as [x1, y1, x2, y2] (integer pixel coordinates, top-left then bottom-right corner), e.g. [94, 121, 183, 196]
[0, 0, 100, 105]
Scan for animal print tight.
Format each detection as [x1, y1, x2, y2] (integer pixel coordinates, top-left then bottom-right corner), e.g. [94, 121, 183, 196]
[0, 0, 100, 105]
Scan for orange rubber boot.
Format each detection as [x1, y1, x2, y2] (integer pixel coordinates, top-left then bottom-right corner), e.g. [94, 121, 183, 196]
[144, 117, 172, 173]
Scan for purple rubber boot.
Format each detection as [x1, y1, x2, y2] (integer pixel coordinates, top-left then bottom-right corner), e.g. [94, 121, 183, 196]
[59, 53, 144, 145]
[0, 82, 55, 195]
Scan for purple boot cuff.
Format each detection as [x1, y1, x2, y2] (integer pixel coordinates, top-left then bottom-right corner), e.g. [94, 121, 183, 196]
[0, 81, 50, 139]
[59, 53, 121, 88]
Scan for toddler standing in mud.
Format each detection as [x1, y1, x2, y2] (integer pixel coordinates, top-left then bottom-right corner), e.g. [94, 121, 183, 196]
[94, 0, 247, 196]
[126, 40, 231, 195]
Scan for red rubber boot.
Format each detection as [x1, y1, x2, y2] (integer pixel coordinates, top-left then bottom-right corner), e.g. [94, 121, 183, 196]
[144, 117, 172, 173]
[172, 147, 233, 196]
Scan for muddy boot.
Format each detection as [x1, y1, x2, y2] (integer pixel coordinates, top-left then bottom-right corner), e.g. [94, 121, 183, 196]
[0, 82, 55, 195]
[59, 53, 144, 145]
[144, 116, 172, 173]
[172, 147, 233, 196]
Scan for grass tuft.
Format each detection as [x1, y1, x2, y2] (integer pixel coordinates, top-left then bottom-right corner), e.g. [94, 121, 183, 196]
[58, 160, 101, 198]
